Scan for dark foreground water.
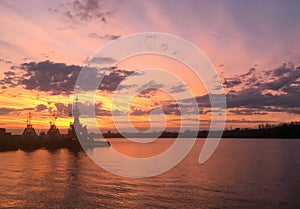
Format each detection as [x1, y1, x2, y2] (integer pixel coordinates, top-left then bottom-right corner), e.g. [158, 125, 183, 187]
[0, 138, 300, 209]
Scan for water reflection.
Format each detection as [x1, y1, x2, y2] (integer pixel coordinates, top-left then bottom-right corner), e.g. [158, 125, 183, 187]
[62, 150, 83, 207]
[0, 139, 300, 208]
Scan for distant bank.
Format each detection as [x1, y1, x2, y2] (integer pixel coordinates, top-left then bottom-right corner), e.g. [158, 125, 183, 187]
[101, 121, 300, 139]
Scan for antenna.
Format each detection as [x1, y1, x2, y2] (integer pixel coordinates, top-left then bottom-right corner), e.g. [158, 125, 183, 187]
[50, 112, 57, 125]
[73, 96, 81, 125]
[27, 112, 32, 126]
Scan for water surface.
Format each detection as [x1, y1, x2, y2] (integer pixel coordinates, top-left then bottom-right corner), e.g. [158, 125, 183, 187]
[0, 138, 299, 208]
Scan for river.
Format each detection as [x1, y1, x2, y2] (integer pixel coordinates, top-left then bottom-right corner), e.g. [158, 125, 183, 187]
[0, 138, 299, 208]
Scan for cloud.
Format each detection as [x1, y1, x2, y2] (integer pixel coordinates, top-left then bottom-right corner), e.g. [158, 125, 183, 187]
[130, 108, 150, 116]
[180, 63, 300, 116]
[53, 101, 124, 117]
[35, 104, 47, 112]
[160, 103, 181, 115]
[130, 103, 181, 116]
[224, 119, 276, 124]
[138, 88, 160, 98]
[169, 84, 187, 94]
[223, 78, 242, 88]
[2, 61, 299, 117]
[225, 64, 300, 112]
[100, 69, 135, 92]
[54, 102, 72, 117]
[0, 108, 15, 115]
[89, 56, 117, 64]
[0, 60, 136, 95]
[89, 33, 121, 40]
[240, 68, 256, 78]
[226, 64, 300, 115]
[17, 60, 81, 95]
[129, 101, 201, 116]
[3, 71, 15, 76]
[51, 0, 114, 24]
[0, 107, 34, 115]
[229, 108, 268, 116]
[0, 58, 13, 64]
[137, 80, 164, 98]
[117, 83, 138, 91]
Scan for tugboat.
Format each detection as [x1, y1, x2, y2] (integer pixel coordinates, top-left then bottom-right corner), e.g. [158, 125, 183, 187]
[0, 128, 19, 151]
[67, 97, 110, 150]
[44, 114, 66, 149]
[20, 113, 42, 150]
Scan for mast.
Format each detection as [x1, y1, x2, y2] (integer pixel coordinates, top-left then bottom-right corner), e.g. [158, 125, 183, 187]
[26, 112, 32, 127]
[50, 113, 57, 126]
[73, 96, 81, 125]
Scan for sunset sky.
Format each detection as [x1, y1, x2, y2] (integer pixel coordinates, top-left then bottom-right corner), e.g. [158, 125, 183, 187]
[0, 0, 299, 134]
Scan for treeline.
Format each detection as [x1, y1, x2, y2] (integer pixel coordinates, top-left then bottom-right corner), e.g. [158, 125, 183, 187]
[221, 121, 300, 138]
[101, 121, 300, 139]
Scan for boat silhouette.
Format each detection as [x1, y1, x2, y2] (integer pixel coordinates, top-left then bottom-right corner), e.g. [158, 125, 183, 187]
[20, 113, 42, 150]
[67, 97, 110, 150]
[0, 128, 19, 151]
[44, 113, 66, 149]
[0, 98, 111, 152]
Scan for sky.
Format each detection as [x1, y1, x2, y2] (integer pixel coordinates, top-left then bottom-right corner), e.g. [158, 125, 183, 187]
[0, 0, 299, 133]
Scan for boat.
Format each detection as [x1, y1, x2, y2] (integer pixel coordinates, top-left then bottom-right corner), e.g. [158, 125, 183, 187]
[44, 114, 66, 149]
[20, 113, 42, 150]
[67, 97, 110, 150]
[0, 128, 19, 151]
